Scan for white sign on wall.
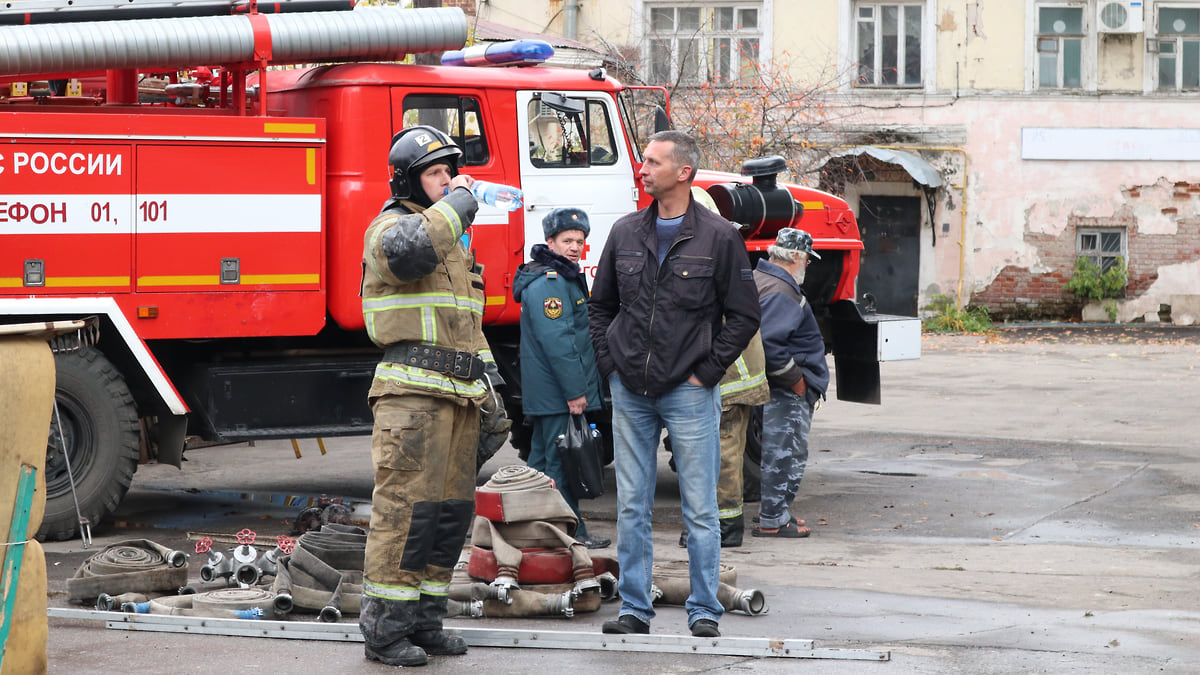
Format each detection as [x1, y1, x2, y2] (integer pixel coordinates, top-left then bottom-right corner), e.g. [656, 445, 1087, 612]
[1022, 128, 1200, 161]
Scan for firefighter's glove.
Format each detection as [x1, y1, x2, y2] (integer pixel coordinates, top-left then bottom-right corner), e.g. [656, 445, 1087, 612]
[477, 362, 511, 469]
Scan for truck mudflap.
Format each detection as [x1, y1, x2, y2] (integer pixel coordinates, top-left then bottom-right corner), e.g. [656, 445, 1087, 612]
[829, 299, 921, 404]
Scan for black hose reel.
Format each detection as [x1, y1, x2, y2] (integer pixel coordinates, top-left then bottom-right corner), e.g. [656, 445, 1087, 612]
[705, 155, 803, 240]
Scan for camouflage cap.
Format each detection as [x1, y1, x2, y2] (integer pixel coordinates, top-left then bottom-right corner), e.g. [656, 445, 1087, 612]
[774, 228, 821, 259]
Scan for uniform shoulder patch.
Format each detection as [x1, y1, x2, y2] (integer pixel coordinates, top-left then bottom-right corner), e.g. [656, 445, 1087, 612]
[546, 270, 558, 279]
[544, 297, 563, 319]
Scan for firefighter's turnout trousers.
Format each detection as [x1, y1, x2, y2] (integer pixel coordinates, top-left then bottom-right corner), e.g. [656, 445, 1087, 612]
[716, 333, 770, 532]
[362, 394, 478, 640]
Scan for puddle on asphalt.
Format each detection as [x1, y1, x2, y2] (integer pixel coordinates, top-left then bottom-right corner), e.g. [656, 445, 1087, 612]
[905, 452, 983, 460]
[117, 487, 372, 531]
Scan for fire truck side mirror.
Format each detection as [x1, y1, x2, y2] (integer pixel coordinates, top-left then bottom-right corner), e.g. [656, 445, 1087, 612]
[653, 105, 670, 133]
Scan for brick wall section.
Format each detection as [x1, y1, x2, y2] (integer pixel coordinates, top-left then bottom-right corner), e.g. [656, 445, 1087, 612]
[441, 0, 476, 15]
[972, 199, 1200, 320]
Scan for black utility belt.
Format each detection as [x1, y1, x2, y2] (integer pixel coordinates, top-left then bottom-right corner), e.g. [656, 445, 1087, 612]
[384, 342, 484, 381]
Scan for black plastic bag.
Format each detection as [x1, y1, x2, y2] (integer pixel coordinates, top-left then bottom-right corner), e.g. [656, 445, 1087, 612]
[554, 414, 605, 500]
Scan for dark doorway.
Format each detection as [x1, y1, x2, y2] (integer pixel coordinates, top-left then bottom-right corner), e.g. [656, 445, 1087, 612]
[857, 195, 921, 316]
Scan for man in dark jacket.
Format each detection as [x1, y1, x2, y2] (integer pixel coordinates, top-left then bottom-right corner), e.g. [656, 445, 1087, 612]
[589, 130, 760, 639]
[512, 207, 609, 549]
[751, 228, 830, 540]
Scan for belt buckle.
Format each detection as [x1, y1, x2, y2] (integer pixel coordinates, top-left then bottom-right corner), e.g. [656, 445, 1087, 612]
[450, 351, 473, 379]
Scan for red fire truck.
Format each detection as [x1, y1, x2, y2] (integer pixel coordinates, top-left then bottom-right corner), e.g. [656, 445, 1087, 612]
[0, 1, 918, 540]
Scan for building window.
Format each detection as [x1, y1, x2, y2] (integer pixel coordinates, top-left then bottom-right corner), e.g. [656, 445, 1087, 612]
[854, 2, 923, 87]
[1077, 227, 1126, 274]
[646, 3, 762, 86]
[1036, 4, 1085, 89]
[1154, 7, 1200, 90]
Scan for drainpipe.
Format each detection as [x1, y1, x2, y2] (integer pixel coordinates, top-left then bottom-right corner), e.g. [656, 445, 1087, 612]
[565, 0, 579, 40]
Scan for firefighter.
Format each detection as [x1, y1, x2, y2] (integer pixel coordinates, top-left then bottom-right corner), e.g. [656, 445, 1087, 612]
[359, 125, 509, 667]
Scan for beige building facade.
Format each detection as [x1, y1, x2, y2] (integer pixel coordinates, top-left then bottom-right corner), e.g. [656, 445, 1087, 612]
[473, 1, 1200, 323]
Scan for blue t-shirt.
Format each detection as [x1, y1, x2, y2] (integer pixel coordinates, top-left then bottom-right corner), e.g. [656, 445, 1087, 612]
[656, 215, 684, 265]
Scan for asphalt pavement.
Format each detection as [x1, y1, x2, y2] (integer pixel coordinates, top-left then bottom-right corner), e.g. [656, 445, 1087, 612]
[42, 323, 1200, 673]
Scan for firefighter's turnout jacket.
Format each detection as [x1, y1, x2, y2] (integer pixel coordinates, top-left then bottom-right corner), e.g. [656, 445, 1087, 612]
[362, 188, 495, 404]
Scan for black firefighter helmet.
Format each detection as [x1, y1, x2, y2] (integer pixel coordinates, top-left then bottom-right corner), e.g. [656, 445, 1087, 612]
[388, 125, 463, 201]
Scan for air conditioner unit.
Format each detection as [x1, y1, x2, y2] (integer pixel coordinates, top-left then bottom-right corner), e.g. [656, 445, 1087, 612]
[1097, 0, 1144, 34]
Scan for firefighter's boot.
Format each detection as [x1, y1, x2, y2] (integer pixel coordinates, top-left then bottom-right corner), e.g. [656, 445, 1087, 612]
[360, 594, 428, 667]
[719, 514, 744, 548]
[410, 594, 468, 656]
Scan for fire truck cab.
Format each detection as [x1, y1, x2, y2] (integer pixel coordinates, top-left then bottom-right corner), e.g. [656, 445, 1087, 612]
[0, 1, 919, 541]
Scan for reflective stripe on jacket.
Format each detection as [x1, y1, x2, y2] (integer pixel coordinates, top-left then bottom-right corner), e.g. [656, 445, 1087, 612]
[361, 189, 492, 403]
[719, 331, 770, 408]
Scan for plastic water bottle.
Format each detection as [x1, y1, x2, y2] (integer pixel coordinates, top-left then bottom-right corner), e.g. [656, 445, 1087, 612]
[471, 181, 523, 211]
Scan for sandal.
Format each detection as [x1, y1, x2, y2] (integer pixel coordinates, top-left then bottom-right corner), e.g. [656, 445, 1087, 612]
[752, 515, 805, 526]
[752, 520, 811, 538]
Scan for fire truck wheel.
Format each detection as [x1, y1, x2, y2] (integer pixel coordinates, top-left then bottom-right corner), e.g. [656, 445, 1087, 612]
[38, 347, 140, 542]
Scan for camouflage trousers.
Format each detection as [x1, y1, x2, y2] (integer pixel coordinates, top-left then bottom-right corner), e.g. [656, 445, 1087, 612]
[362, 393, 478, 603]
[717, 404, 752, 521]
[758, 388, 814, 530]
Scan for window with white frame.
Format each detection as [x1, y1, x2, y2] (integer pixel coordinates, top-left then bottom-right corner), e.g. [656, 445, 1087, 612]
[1153, 7, 1200, 90]
[854, 2, 923, 87]
[1077, 227, 1126, 275]
[645, 3, 762, 86]
[1035, 4, 1085, 89]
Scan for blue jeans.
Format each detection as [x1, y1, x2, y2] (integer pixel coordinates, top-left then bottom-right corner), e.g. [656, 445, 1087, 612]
[609, 374, 723, 627]
[759, 388, 813, 530]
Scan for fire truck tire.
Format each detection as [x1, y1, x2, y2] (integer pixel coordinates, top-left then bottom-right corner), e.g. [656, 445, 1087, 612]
[38, 347, 140, 542]
[742, 405, 763, 503]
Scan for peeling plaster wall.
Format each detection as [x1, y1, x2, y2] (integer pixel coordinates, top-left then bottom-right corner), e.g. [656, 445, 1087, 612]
[934, 2, 1027, 91]
[477, 1, 634, 45]
[834, 96, 1200, 320]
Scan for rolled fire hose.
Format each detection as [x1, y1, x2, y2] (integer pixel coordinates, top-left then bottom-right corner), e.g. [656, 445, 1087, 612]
[271, 524, 365, 620]
[650, 561, 768, 616]
[67, 539, 188, 605]
[470, 465, 592, 584]
[148, 588, 278, 620]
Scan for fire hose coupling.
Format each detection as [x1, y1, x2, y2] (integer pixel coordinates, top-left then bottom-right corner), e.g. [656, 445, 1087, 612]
[490, 575, 518, 603]
[549, 590, 575, 618]
[572, 577, 601, 597]
[273, 593, 294, 615]
[727, 587, 768, 616]
[96, 592, 147, 611]
[448, 598, 484, 618]
[649, 583, 664, 604]
[596, 572, 618, 601]
[318, 605, 342, 623]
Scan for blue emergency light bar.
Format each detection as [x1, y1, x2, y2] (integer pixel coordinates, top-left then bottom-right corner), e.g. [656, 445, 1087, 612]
[441, 39, 554, 67]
